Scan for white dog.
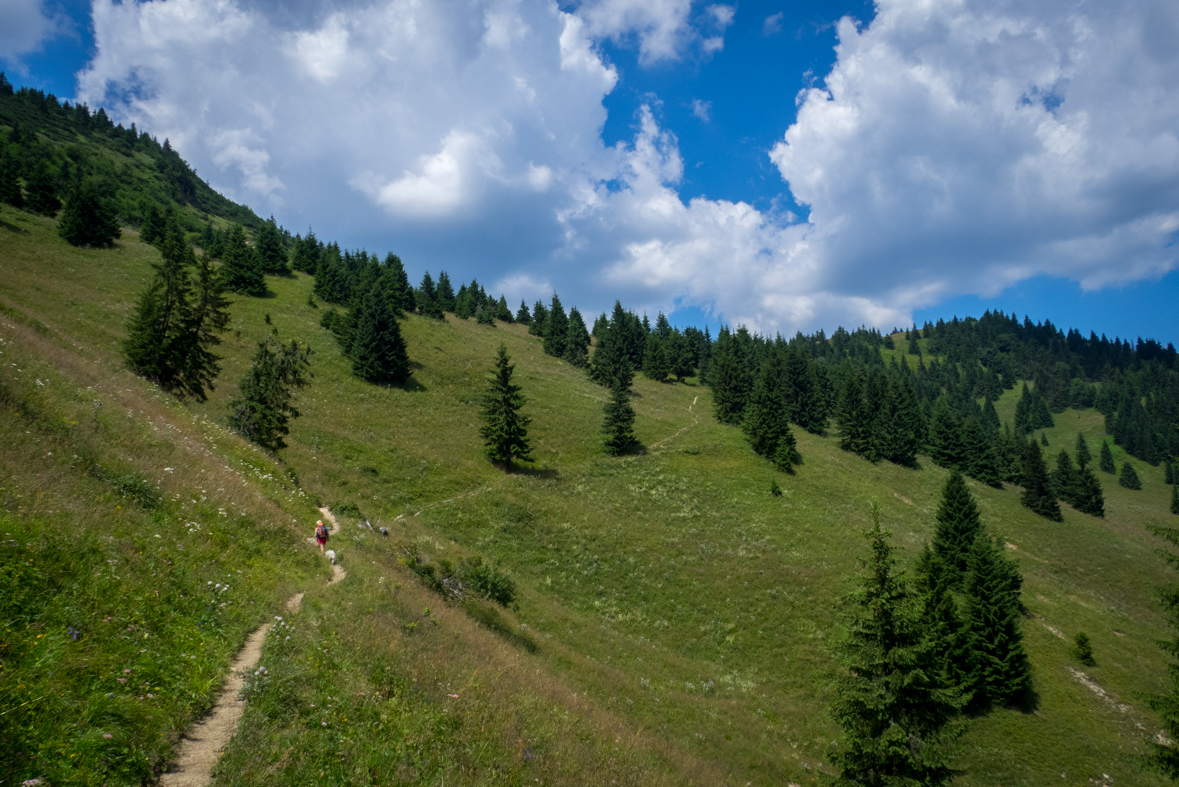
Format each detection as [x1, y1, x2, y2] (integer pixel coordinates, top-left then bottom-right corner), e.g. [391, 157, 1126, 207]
[325, 549, 337, 565]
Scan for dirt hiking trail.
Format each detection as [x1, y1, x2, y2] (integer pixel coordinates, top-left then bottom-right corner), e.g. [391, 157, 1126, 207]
[159, 508, 345, 786]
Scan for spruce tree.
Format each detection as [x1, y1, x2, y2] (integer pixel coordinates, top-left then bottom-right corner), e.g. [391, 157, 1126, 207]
[123, 213, 229, 401]
[1020, 439, 1062, 521]
[836, 372, 873, 458]
[140, 204, 165, 246]
[350, 286, 410, 385]
[1165, 460, 1175, 485]
[1100, 440, 1116, 473]
[708, 335, 750, 425]
[962, 418, 1003, 487]
[961, 534, 1032, 709]
[1145, 521, 1179, 776]
[602, 357, 638, 456]
[228, 333, 312, 453]
[542, 294, 568, 357]
[828, 502, 963, 787]
[1076, 433, 1093, 468]
[495, 295, 513, 322]
[1074, 464, 1106, 518]
[1051, 450, 1079, 506]
[529, 300, 548, 336]
[1172, 483, 1179, 515]
[24, 161, 61, 216]
[643, 335, 668, 381]
[436, 271, 456, 311]
[0, 148, 22, 208]
[932, 471, 983, 585]
[255, 218, 290, 275]
[59, 177, 121, 247]
[1013, 383, 1033, 436]
[479, 344, 533, 471]
[928, 397, 967, 471]
[219, 224, 267, 296]
[1119, 462, 1143, 490]
[744, 352, 800, 472]
[515, 300, 531, 325]
[916, 546, 971, 692]
[416, 272, 444, 318]
[563, 307, 590, 366]
[1040, 432, 1050, 447]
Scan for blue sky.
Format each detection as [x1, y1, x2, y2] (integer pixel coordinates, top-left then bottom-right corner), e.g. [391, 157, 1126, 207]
[3, 0, 1178, 344]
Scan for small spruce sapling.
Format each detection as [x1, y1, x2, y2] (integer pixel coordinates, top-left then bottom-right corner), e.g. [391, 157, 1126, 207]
[1119, 462, 1142, 490]
[1099, 441, 1116, 474]
[479, 344, 533, 471]
[1073, 633, 1096, 666]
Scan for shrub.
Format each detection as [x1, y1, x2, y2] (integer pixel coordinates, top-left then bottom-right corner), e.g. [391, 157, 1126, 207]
[770, 479, 783, 497]
[1074, 632, 1096, 666]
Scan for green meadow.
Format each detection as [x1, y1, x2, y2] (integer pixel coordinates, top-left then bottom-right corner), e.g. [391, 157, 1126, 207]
[1, 203, 1177, 785]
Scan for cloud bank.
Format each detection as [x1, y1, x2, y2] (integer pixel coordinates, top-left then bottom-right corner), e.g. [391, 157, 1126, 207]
[76, 0, 1179, 334]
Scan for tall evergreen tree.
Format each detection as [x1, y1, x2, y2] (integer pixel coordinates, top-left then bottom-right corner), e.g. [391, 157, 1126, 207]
[962, 418, 1003, 487]
[1172, 483, 1179, 515]
[382, 253, 415, 312]
[1145, 520, 1179, 776]
[436, 271, 456, 311]
[1076, 433, 1093, 468]
[744, 352, 801, 472]
[479, 344, 533, 471]
[543, 294, 568, 357]
[123, 213, 229, 401]
[932, 471, 983, 585]
[529, 300, 548, 336]
[350, 286, 411, 385]
[643, 335, 669, 381]
[254, 217, 290, 275]
[219, 224, 267, 296]
[1099, 440, 1116, 473]
[1074, 464, 1106, 518]
[416, 272, 444, 318]
[961, 535, 1032, 709]
[828, 502, 963, 787]
[563, 307, 590, 367]
[24, 161, 61, 216]
[1119, 462, 1143, 490]
[1051, 450, 1080, 506]
[515, 300, 531, 325]
[1020, 439, 1062, 521]
[228, 333, 312, 453]
[709, 333, 751, 426]
[495, 295, 513, 322]
[928, 397, 967, 471]
[0, 147, 22, 208]
[916, 546, 971, 692]
[602, 357, 638, 456]
[59, 177, 121, 247]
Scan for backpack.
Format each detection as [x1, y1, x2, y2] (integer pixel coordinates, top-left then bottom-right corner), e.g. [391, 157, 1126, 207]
[316, 523, 329, 539]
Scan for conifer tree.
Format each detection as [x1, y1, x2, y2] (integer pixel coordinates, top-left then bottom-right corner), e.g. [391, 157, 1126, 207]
[828, 502, 963, 787]
[1074, 464, 1106, 518]
[529, 300, 548, 336]
[932, 471, 983, 585]
[219, 224, 267, 296]
[643, 335, 669, 381]
[1165, 460, 1175, 485]
[416, 272, 444, 318]
[382, 253, 415, 311]
[1013, 383, 1033, 436]
[916, 546, 971, 691]
[495, 295, 513, 322]
[515, 300, 531, 325]
[123, 213, 229, 401]
[1076, 433, 1093, 468]
[962, 418, 1003, 487]
[436, 271, 456, 311]
[744, 352, 800, 472]
[908, 331, 921, 356]
[563, 307, 590, 367]
[981, 397, 1001, 436]
[228, 333, 312, 453]
[59, 177, 121, 247]
[1172, 483, 1179, 515]
[602, 356, 638, 456]
[928, 397, 967, 471]
[1020, 439, 1062, 521]
[479, 344, 533, 471]
[1040, 432, 1049, 447]
[24, 161, 60, 216]
[350, 286, 410, 385]
[1099, 440, 1116, 473]
[1145, 520, 1179, 776]
[1119, 462, 1142, 490]
[255, 218, 290, 275]
[1051, 450, 1079, 505]
[836, 372, 874, 459]
[0, 148, 22, 208]
[543, 294, 568, 357]
[140, 204, 165, 246]
[961, 534, 1032, 709]
[709, 334, 750, 425]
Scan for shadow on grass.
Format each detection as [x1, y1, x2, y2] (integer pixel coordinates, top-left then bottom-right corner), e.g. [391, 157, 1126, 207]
[0, 219, 28, 233]
[392, 376, 428, 393]
[510, 464, 560, 479]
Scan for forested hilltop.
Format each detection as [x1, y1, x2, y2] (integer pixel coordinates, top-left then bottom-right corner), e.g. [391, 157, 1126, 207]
[4, 85, 1179, 787]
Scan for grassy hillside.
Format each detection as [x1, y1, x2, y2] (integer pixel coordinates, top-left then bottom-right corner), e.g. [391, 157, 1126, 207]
[2, 202, 1178, 786]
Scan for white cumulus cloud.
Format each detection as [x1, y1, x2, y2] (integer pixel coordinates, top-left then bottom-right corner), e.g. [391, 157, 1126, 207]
[0, 0, 64, 63]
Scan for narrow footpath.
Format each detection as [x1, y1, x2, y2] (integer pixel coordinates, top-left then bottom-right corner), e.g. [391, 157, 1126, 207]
[159, 507, 344, 787]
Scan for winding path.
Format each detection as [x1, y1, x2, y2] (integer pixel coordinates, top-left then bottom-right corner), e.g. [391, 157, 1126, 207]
[159, 508, 345, 786]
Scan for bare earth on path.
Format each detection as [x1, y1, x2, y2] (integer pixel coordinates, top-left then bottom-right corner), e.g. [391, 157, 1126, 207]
[159, 509, 345, 785]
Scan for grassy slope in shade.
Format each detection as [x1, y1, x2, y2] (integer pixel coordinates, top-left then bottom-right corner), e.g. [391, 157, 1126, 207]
[2, 202, 1179, 785]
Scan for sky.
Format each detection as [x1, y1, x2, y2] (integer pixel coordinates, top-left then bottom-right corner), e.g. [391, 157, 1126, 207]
[3, 0, 1179, 344]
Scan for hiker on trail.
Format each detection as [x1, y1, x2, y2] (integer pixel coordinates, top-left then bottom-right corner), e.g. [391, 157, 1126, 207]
[315, 519, 330, 554]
